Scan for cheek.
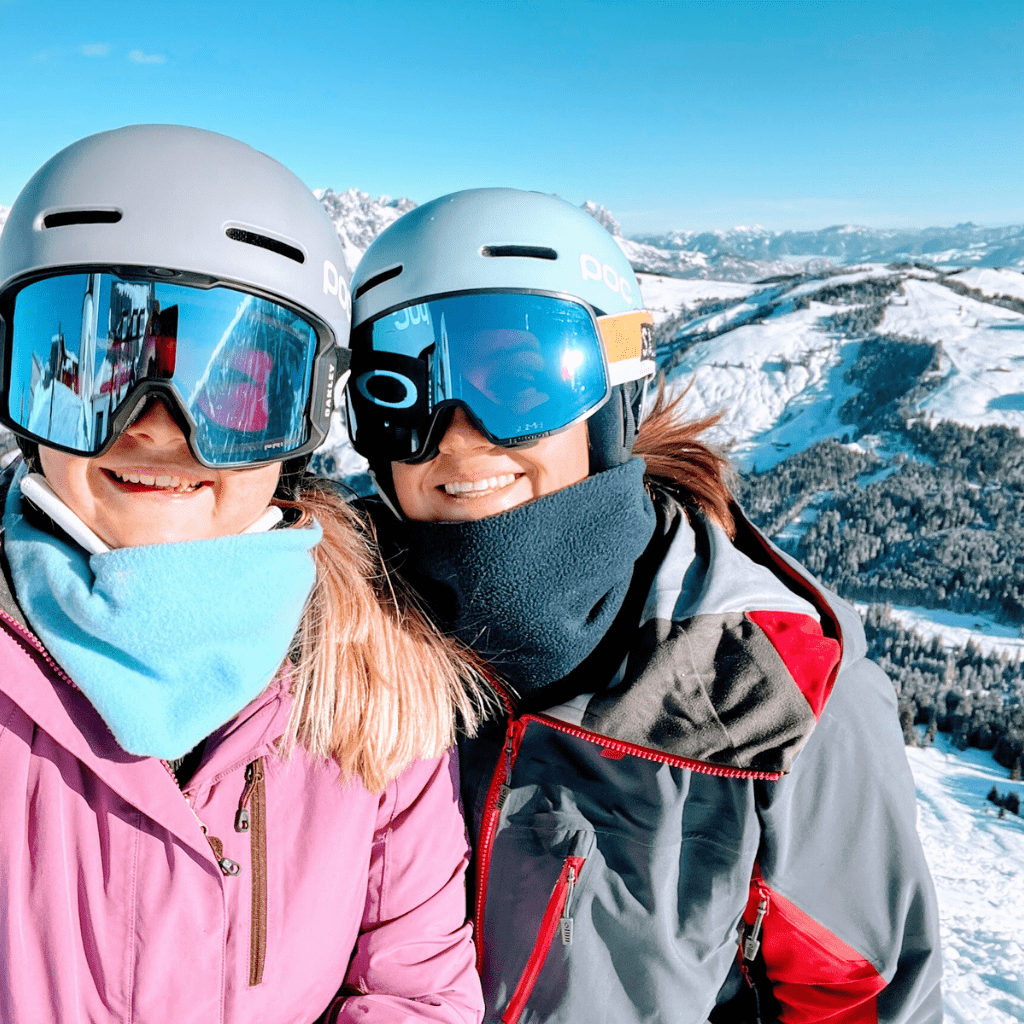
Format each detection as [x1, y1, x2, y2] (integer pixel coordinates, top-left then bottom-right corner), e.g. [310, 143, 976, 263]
[222, 463, 282, 516]
[536, 425, 590, 491]
[36, 448, 97, 520]
[391, 463, 429, 517]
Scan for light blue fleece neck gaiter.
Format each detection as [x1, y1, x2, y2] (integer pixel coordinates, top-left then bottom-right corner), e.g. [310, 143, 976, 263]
[3, 466, 321, 760]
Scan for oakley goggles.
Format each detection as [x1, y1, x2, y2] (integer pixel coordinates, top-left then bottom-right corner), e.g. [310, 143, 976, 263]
[0, 270, 347, 467]
[347, 290, 654, 463]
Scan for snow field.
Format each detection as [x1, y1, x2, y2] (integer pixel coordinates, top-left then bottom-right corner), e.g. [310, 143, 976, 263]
[880, 277, 1024, 434]
[861, 604, 1024, 660]
[636, 273, 758, 323]
[660, 303, 863, 470]
[949, 268, 1024, 302]
[645, 267, 1024, 474]
[907, 736, 1024, 1023]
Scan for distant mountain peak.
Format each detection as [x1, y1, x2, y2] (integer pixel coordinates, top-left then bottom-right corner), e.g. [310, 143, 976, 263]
[579, 200, 622, 237]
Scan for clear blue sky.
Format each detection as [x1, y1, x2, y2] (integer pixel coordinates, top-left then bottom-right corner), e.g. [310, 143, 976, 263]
[2, 0, 1022, 234]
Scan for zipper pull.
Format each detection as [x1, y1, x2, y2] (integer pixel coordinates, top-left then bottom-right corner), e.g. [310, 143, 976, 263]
[235, 759, 262, 832]
[560, 866, 577, 946]
[495, 731, 516, 810]
[743, 897, 769, 961]
[205, 833, 241, 877]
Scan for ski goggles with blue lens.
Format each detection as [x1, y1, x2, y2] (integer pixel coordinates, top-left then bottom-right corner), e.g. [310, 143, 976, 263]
[347, 290, 655, 464]
[0, 269, 347, 468]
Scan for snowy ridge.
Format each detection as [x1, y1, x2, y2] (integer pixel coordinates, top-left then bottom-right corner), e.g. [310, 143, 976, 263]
[949, 267, 1024, 303]
[634, 222, 1024, 272]
[582, 201, 837, 281]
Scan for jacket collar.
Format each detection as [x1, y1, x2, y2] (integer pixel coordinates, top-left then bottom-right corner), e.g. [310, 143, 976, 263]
[538, 491, 850, 777]
[0, 463, 293, 851]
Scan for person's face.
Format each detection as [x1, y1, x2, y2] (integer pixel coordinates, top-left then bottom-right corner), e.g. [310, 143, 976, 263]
[37, 400, 282, 548]
[391, 408, 590, 522]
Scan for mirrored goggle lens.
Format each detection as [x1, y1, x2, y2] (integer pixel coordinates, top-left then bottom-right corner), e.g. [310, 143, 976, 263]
[2, 272, 319, 464]
[349, 292, 611, 458]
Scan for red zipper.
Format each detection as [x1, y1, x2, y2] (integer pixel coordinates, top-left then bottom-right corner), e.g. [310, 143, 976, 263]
[524, 712, 784, 781]
[472, 708, 779, 977]
[501, 855, 586, 1024]
[473, 717, 527, 973]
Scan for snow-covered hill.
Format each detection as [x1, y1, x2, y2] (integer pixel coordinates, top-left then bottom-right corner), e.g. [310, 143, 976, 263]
[908, 734, 1024, 1023]
[653, 264, 1024, 468]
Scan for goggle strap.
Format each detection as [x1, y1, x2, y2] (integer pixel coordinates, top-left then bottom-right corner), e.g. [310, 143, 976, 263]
[599, 310, 657, 385]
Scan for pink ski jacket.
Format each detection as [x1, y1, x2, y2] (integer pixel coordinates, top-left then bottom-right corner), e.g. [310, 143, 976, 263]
[0, 537, 483, 1024]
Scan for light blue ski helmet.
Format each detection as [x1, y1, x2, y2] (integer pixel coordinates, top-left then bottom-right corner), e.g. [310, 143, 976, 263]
[352, 188, 642, 324]
[348, 188, 654, 498]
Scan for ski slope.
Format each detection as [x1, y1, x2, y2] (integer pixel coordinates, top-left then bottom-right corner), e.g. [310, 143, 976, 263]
[646, 267, 1024, 469]
[950, 268, 1024, 303]
[880, 277, 1024, 434]
[908, 735, 1024, 1023]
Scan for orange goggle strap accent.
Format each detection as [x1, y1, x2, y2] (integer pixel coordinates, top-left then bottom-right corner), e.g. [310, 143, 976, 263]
[598, 310, 656, 385]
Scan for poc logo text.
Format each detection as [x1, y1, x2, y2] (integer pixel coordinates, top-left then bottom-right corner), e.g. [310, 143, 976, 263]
[580, 253, 633, 305]
[323, 260, 352, 314]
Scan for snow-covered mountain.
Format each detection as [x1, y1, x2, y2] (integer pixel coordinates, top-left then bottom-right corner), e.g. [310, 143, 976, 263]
[313, 188, 415, 272]
[634, 222, 1024, 273]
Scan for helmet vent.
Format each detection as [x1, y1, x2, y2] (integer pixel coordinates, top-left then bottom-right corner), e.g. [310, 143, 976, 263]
[42, 209, 122, 228]
[481, 245, 557, 260]
[225, 227, 305, 264]
[354, 264, 404, 300]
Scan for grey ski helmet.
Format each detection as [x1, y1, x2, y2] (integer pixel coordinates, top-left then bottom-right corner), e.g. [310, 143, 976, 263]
[0, 124, 351, 475]
[348, 187, 654, 506]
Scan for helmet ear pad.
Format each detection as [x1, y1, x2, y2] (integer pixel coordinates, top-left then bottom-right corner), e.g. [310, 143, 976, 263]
[587, 380, 647, 474]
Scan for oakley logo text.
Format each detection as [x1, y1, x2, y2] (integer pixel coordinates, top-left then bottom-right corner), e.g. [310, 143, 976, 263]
[323, 260, 352, 314]
[355, 369, 418, 409]
[580, 253, 633, 305]
[323, 362, 336, 418]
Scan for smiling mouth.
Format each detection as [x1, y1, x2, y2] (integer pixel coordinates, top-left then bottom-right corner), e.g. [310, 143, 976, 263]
[442, 473, 519, 497]
[105, 469, 210, 493]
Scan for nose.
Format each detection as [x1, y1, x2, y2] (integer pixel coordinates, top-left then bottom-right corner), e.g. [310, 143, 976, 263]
[122, 398, 190, 449]
[437, 408, 494, 454]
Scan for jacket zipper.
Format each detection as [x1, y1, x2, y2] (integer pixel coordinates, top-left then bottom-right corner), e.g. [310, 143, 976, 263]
[2, 605, 271, 983]
[524, 712, 783, 781]
[0, 606, 80, 690]
[740, 876, 771, 996]
[471, 711, 780, 976]
[501, 855, 587, 1024]
[473, 717, 527, 973]
[237, 757, 268, 986]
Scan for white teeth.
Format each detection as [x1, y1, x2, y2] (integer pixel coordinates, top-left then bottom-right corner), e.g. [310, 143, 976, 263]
[443, 473, 517, 496]
[111, 470, 202, 492]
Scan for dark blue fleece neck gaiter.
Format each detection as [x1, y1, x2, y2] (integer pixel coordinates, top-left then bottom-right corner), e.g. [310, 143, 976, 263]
[385, 458, 656, 698]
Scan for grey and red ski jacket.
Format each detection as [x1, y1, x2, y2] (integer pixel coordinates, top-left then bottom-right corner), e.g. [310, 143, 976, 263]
[457, 492, 942, 1024]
